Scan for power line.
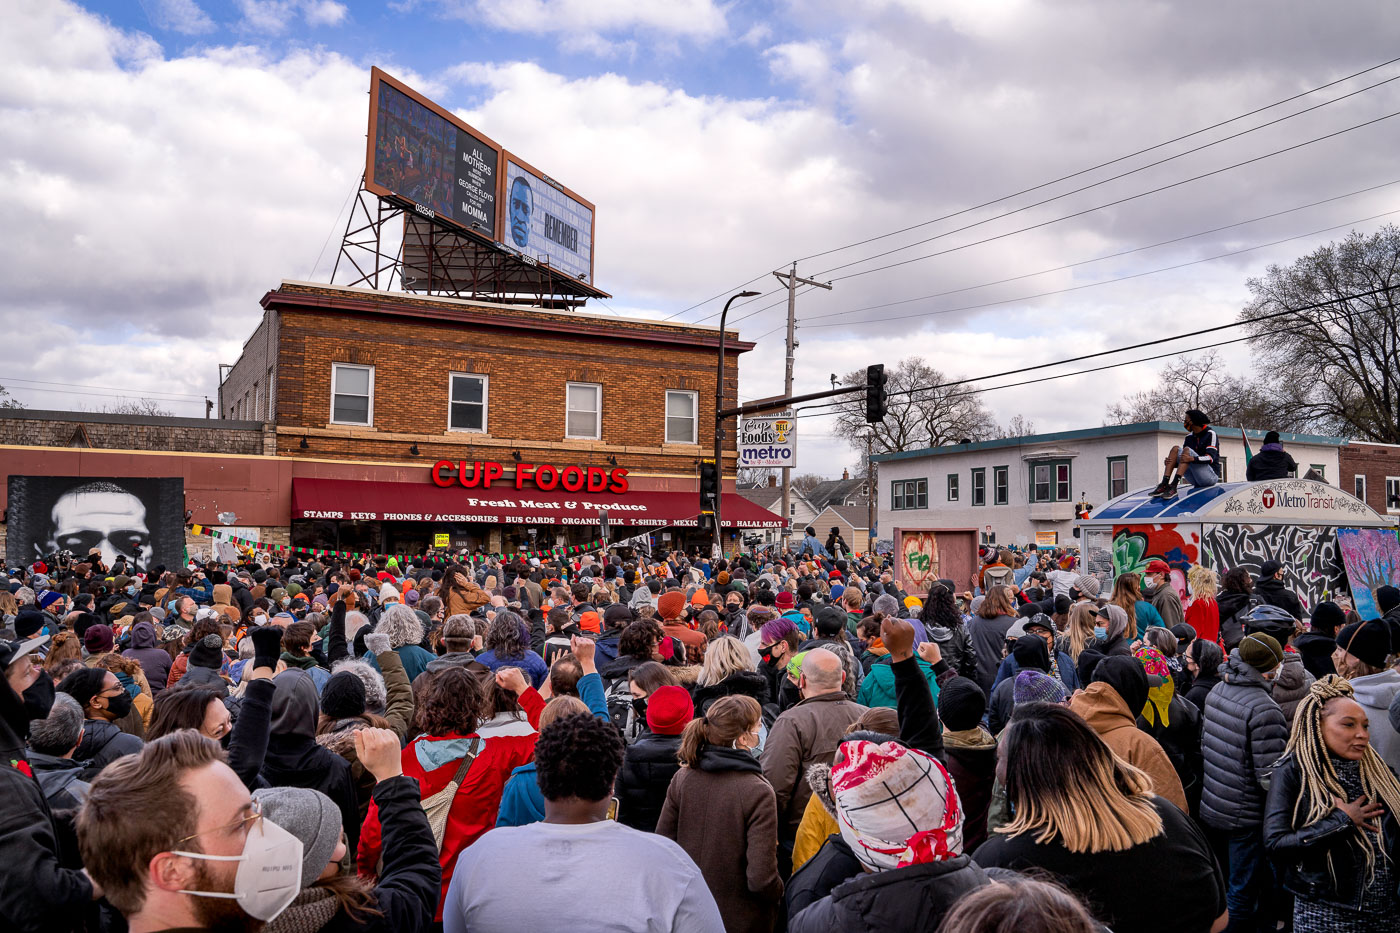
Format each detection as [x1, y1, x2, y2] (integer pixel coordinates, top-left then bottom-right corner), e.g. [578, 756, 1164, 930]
[801, 203, 1400, 328]
[794, 177, 1400, 325]
[812, 70, 1400, 279]
[790, 284, 1394, 416]
[2, 384, 206, 407]
[662, 53, 1400, 323]
[0, 375, 208, 399]
[823, 106, 1400, 285]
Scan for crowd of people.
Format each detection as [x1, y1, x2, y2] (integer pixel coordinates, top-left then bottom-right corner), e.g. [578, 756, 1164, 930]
[2, 534, 1400, 933]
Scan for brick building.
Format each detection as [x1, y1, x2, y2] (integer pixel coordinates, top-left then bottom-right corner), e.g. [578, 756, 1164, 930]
[1340, 440, 1400, 517]
[216, 281, 783, 554]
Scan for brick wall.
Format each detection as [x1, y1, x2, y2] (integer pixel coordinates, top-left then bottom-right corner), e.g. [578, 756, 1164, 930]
[261, 284, 748, 476]
[1340, 442, 1400, 515]
[0, 410, 273, 456]
[220, 309, 278, 422]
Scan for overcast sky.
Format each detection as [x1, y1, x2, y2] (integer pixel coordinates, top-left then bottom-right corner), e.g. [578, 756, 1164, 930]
[6, 0, 1400, 477]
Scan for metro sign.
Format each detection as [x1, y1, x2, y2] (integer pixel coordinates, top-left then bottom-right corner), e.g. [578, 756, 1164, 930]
[1261, 489, 1276, 509]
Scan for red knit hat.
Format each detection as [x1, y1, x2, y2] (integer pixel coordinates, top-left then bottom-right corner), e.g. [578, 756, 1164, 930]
[775, 591, 796, 610]
[657, 590, 686, 621]
[646, 685, 694, 735]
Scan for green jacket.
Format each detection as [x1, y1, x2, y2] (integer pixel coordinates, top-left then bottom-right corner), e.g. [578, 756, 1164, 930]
[857, 655, 941, 710]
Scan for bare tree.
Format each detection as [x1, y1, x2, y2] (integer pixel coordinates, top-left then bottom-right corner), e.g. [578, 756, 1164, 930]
[995, 414, 1036, 438]
[791, 473, 828, 495]
[735, 466, 778, 487]
[1103, 351, 1299, 431]
[94, 399, 176, 417]
[0, 385, 23, 410]
[833, 357, 998, 455]
[1238, 226, 1400, 443]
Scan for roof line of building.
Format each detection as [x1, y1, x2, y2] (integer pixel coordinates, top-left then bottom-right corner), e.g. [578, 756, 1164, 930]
[0, 409, 264, 430]
[871, 421, 1349, 463]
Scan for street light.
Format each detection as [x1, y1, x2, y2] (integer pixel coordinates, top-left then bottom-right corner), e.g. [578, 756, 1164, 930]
[714, 289, 761, 555]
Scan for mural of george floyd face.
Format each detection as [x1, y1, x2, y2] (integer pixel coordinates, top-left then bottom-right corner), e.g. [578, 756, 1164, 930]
[6, 476, 185, 570]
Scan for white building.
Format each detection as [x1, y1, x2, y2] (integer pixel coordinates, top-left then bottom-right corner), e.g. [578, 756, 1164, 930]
[872, 421, 1345, 548]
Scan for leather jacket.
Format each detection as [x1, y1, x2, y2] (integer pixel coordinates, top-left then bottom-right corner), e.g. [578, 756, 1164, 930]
[1263, 753, 1400, 910]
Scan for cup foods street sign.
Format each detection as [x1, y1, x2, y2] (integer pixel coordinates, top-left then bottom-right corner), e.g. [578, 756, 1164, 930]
[738, 409, 797, 469]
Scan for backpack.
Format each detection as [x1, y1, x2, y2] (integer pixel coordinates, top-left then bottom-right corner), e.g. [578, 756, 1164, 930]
[982, 565, 1013, 589]
[420, 737, 480, 853]
[603, 674, 644, 745]
[1221, 595, 1264, 651]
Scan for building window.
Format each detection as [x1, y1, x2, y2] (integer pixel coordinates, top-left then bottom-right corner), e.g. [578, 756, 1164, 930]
[1309, 463, 1326, 480]
[891, 479, 928, 510]
[1218, 456, 1228, 482]
[565, 382, 602, 439]
[1387, 477, 1400, 513]
[1108, 456, 1128, 499]
[971, 468, 986, 507]
[331, 363, 374, 426]
[1354, 474, 1367, 501]
[665, 390, 698, 444]
[947, 473, 959, 502]
[993, 466, 1009, 505]
[1030, 460, 1072, 503]
[448, 373, 488, 433]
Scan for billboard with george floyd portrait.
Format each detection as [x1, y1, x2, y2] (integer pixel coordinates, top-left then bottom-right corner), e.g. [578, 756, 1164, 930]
[364, 67, 597, 286]
[5, 476, 186, 572]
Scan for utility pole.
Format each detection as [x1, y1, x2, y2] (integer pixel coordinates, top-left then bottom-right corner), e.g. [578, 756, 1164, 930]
[772, 262, 832, 547]
[866, 431, 875, 556]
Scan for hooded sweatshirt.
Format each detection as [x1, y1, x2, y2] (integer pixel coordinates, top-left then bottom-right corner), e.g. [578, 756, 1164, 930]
[258, 669, 359, 849]
[1069, 675, 1188, 812]
[121, 621, 172, 695]
[1350, 668, 1400, 772]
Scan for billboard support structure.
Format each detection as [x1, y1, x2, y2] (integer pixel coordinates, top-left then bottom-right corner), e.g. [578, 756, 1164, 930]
[329, 174, 609, 308]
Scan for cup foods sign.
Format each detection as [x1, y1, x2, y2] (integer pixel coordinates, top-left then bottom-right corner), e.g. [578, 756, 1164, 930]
[738, 409, 797, 469]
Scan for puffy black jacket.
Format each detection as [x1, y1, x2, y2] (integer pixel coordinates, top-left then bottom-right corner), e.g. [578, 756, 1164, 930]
[924, 623, 978, 681]
[1215, 591, 1257, 650]
[73, 718, 143, 781]
[1200, 655, 1287, 829]
[786, 834, 861, 919]
[789, 854, 989, 933]
[615, 732, 682, 833]
[1264, 753, 1400, 911]
[1254, 578, 1304, 622]
[1246, 448, 1296, 481]
[692, 669, 770, 714]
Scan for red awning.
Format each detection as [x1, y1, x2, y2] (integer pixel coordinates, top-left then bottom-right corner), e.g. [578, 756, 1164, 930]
[291, 479, 786, 529]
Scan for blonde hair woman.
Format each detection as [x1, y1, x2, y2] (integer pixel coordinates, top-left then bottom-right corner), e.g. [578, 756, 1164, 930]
[693, 635, 770, 715]
[1064, 602, 1098, 662]
[1110, 574, 1143, 640]
[1186, 565, 1222, 645]
[973, 703, 1226, 932]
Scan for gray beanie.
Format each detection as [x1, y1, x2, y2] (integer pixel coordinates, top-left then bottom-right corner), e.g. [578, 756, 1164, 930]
[252, 786, 342, 887]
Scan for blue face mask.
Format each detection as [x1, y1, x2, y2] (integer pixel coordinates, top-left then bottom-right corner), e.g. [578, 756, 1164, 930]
[126, 585, 138, 596]
[1093, 626, 1107, 640]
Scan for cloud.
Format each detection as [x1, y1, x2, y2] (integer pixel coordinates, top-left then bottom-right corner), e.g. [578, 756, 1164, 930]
[139, 0, 217, 35]
[435, 0, 728, 40]
[234, 0, 347, 33]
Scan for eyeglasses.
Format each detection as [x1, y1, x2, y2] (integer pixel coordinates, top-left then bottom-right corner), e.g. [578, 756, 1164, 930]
[175, 797, 261, 845]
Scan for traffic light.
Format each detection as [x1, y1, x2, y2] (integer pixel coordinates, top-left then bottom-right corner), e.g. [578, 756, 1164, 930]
[865, 364, 888, 423]
[699, 458, 719, 514]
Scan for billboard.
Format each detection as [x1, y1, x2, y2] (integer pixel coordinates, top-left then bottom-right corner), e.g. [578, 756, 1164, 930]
[366, 68, 501, 240]
[738, 409, 797, 469]
[364, 68, 597, 285]
[503, 156, 595, 281]
[6, 476, 186, 572]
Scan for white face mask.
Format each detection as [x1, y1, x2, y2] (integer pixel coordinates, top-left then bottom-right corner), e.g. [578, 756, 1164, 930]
[174, 815, 303, 921]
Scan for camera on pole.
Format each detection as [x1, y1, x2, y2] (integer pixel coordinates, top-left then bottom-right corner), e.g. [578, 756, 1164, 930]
[865, 364, 888, 423]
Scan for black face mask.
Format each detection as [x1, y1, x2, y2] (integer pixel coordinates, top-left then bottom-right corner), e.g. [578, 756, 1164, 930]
[759, 647, 776, 667]
[103, 690, 134, 720]
[22, 675, 55, 721]
[630, 697, 647, 717]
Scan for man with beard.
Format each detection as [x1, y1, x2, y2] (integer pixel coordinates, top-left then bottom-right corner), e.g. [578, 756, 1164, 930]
[0, 635, 101, 932]
[78, 730, 303, 932]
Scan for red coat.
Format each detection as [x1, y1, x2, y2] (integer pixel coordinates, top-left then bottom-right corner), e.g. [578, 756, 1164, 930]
[358, 688, 544, 920]
[1185, 597, 1220, 646]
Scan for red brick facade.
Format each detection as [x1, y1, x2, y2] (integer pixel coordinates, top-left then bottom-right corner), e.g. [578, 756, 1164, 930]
[1340, 441, 1400, 516]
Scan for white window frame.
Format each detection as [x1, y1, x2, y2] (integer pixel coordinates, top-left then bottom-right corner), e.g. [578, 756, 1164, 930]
[565, 382, 602, 440]
[947, 473, 959, 502]
[447, 372, 489, 434]
[1387, 476, 1400, 514]
[1354, 474, 1366, 501]
[993, 466, 1009, 505]
[330, 363, 375, 426]
[664, 389, 699, 445]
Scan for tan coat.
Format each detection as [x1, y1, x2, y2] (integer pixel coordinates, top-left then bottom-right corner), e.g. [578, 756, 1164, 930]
[761, 690, 869, 838]
[1070, 682, 1188, 812]
[442, 580, 489, 618]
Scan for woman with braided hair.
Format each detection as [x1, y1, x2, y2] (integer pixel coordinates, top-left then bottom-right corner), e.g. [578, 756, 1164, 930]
[1264, 675, 1400, 931]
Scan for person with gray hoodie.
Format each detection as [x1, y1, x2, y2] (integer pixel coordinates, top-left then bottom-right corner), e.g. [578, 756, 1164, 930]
[119, 618, 171, 695]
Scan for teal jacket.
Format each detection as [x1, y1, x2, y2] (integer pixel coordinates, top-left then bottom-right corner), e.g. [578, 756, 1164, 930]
[857, 655, 941, 710]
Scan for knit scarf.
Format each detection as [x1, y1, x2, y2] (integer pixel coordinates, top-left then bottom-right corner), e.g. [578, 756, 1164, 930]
[263, 887, 340, 933]
[943, 726, 997, 749]
[280, 652, 317, 671]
